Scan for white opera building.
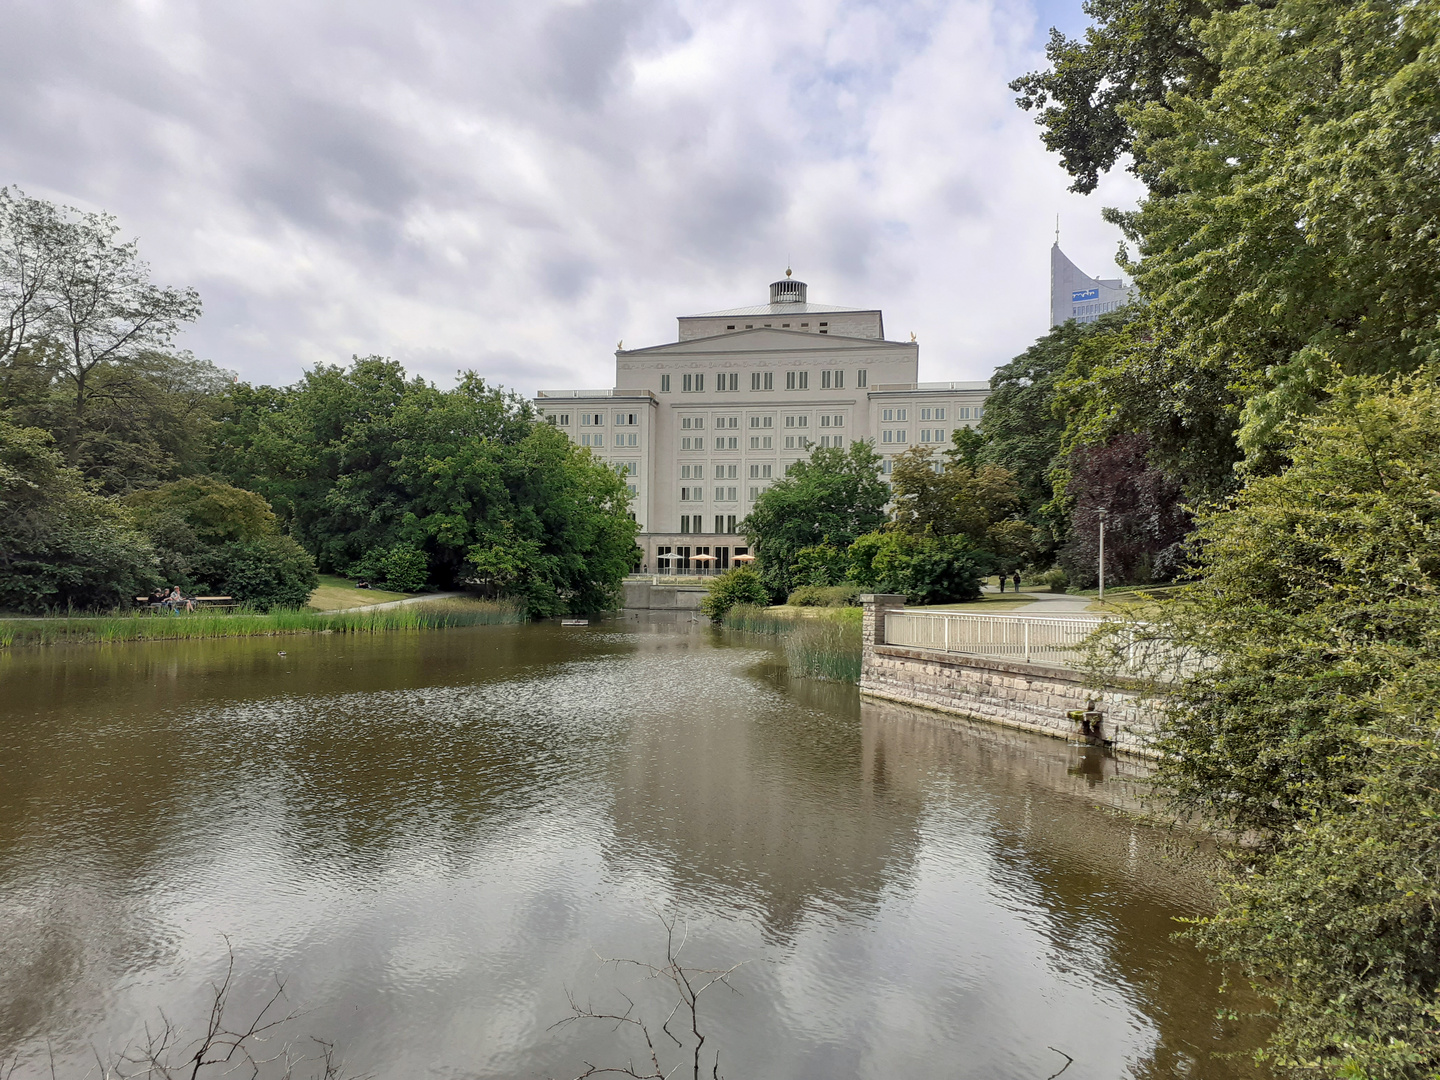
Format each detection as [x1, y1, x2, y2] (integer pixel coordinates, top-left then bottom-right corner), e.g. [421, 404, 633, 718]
[535, 273, 990, 573]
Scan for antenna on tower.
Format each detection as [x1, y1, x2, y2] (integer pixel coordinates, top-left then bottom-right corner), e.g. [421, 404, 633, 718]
[1055, 215, 1060, 244]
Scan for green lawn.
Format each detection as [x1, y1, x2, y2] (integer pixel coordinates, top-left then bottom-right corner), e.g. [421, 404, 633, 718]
[308, 574, 415, 611]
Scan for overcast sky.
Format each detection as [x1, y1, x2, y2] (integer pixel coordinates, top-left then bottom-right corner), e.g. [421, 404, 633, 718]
[1, 0, 1142, 394]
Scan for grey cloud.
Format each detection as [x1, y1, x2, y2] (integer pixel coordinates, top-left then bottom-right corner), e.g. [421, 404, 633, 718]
[0, 0, 1141, 394]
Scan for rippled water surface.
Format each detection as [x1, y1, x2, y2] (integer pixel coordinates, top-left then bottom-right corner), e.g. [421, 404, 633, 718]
[0, 616, 1265, 1078]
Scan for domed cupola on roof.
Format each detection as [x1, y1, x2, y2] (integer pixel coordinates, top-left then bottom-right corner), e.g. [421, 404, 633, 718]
[769, 268, 807, 305]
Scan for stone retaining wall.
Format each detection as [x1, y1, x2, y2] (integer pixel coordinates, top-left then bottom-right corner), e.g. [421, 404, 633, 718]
[859, 594, 1163, 758]
[622, 579, 707, 610]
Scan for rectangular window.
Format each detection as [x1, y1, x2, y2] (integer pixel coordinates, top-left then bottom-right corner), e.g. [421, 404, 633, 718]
[751, 372, 762, 390]
[593, 434, 603, 447]
[762, 435, 772, 449]
[833, 436, 843, 448]
[749, 486, 760, 501]
[728, 437, 738, 449]
[723, 465, 737, 479]
[882, 409, 893, 422]
[882, 459, 893, 475]
[857, 369, 867, 388]
[786, 372, 796, 390]
[714, 488, 725, 503]
[661, 374, 671, 392]
[975, 406, 983, 419]
[820, 435, 830, 448]
[921, 408, 932, 421]
[749, 464, 760, 478]
[833, 415, 844, 427]
[627, 484, 637, 495]
[558, 414, 570, 425]
[920, 429, 930, 443]
[785, 415, 795, 428]
[935, 408, 946, 421]
[833, 370, 844, 389]
[763, 372, 773, 390]
[762, 416, 772, 428]
[683, 373, 693, 393]
[715, 515, 725, 533]
[821, 370, 832, 389]
[820, 416, 831, 428]
[715, 437, 724, 451]
[749, 436, 760, 449]
[958, 407, 970, 420]
[696, 373, 705, 393]
[798, 371, 808, 389]
[727, 515, 738, 534]
[749, 416, 760, 428]
[882, 430, 893, 444]
[762, 464, 772, 478]
[628, 433, 639, 446]
[797, 415, 807, 427]
[897, 408, 907, 421]
[934, 429, 944, 442]
[897, 429, 907, 443]
[785, 435, 796, 449]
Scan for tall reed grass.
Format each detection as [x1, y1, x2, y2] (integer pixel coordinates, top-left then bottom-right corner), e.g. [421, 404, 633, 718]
[0, 597, 527, 648]
[720, 604, 862, 682]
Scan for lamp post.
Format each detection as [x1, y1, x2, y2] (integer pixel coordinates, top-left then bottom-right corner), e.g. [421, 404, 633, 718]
[1097, 508, 1108, 601]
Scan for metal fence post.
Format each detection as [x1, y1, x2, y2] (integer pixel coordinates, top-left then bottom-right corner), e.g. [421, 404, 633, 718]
[1024, 621, 1030, 664]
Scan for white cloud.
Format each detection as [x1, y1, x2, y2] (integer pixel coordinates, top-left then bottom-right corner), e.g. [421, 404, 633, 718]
[0, 0, 1141, 393]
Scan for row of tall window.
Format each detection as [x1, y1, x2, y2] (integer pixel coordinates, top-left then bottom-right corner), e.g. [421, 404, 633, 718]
[578, 433, 640, 447]
[675, 516, 742, 534]
[680, 464, 740, 479]
[660, 370, 868, 393]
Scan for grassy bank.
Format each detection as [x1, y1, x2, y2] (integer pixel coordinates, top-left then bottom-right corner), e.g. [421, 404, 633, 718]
[0, 597, 526, 648]
[307, 574, 415, 611]
[720, 604, 862, 683]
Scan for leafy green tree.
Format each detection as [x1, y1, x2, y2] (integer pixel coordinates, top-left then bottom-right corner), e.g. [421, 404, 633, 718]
[700, 567, 770, 621]
[889, 445, 1034, 569]
[1010, 0, 1247, 193]
[1107, 373, 1440, 1076]
[124, 477, 318, 609]
[0, 422, 155, 611]
[741, 441, 889, 599]
[848, 531, 986, 605]
[0, 187, 202, 420]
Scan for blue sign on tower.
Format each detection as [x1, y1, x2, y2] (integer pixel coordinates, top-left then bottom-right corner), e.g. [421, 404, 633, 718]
[1071, 288, 1100, 303]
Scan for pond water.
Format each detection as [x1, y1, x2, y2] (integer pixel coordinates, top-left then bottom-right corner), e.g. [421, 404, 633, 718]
[0, 616, 1266, 1079]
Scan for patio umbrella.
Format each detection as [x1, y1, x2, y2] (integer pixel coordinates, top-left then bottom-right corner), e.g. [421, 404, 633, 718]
[690, 554, 716, 561]
[732, 553, 756, 562]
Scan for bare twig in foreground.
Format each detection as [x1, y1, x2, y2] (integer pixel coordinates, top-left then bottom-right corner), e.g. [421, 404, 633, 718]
[552, 915, 745, 1080]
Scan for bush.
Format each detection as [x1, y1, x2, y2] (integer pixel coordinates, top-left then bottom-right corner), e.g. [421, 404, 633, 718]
[848, 531, 988, 605]
[700, 567, 770, 622]
[1038, 567, 1068, 593]
[379, 543, 429, 592]
[189, 534, 319, 610]
[124, 477, 319, 610]
[787, 584, 862, 607]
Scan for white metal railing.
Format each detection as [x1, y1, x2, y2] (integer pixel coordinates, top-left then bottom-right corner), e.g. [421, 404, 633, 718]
[884, 610, 1106, 666]
[881, 609, 1205, 679]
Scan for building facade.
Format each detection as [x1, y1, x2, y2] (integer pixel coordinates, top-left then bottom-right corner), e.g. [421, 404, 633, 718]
[535, 274, 990, 571]
[1050, 243, 1137, 326]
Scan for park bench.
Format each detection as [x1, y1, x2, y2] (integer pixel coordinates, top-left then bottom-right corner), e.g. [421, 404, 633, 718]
[133, 595, 235, 611]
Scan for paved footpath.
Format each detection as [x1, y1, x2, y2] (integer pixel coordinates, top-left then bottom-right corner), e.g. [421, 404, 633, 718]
[976, 587, 1101, 617]
[324, 591, 466, 613]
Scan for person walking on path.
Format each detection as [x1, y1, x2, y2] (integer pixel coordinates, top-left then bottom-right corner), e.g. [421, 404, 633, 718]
[1012, 571, 1022, 592]
[998, 575, 1006, 593]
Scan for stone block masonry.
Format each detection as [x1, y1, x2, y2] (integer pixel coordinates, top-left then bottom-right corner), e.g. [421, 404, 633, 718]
[859, 595, 1163, 759]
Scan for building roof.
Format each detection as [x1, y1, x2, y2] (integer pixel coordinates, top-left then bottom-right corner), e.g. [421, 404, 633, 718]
[681, 302, 873, 318]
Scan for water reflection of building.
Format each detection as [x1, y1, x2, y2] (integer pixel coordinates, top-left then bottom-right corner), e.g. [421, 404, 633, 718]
[606, 668, 926, 938]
